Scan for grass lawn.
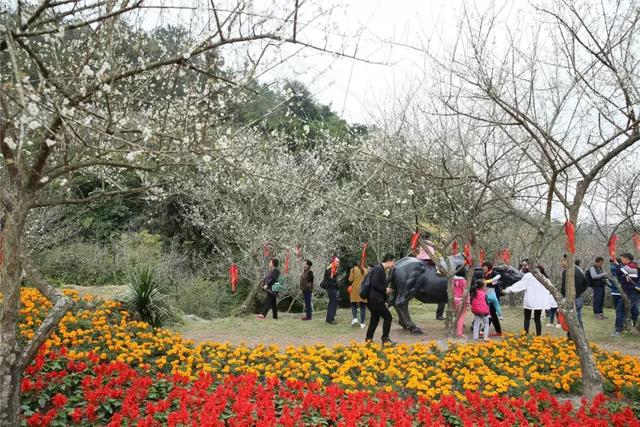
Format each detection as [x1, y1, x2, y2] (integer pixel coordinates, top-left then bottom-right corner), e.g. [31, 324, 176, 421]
[64, 284, 639, 356]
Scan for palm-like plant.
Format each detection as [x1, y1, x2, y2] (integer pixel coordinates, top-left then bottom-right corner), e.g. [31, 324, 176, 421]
[125, 266, 171, 327]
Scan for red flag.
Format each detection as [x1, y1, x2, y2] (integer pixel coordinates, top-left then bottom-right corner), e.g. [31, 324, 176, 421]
[229, 263, 239, 293]
[295, 244, 302, 260]
[360, 243, 368, 269]
[479, 249, 486, 265]
[284, 251, 291, 274]
[500, 249, 511, 265]
[330, 256, 338, 278]
[633, 233, 640, 251]
[410, 231, 420, 251]
[452, 241, 459, 256]
[463, 243, 472, 266]
[263, 244, 270, 258]
[608, 234, 618, 259]
[564, 220, 576, 254]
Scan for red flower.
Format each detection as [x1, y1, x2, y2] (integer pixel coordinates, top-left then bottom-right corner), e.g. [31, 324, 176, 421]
[51, 393, 67, 408]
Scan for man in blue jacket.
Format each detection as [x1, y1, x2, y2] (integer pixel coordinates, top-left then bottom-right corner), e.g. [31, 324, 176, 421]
[610, 253, 640, 334]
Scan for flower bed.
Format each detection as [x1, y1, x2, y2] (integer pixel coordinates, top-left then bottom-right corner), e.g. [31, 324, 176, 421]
[20, 347, 640, 426]
[15, 287, 640, 425]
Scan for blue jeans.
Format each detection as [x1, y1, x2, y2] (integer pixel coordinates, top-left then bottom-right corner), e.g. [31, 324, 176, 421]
[615, 292, 640, 332]
[326, 288, 338, 322]
[303, 290, 313, 319]
[575, 296, 584, 328]
[592, 286, 605, 315]
[547, 307, 557, 324]
[351, 302, 366, 323]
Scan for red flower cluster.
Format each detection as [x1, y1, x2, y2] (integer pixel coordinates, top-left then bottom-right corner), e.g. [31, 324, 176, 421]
[21, 349, 640, 427]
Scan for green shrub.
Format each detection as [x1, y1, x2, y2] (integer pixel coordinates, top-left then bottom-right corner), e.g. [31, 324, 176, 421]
[37, 242, 120, 286]
[125, 266, 172, 327]
[170, 277, 251, 319]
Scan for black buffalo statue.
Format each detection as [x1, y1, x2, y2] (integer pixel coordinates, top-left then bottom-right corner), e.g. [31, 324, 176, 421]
[388, 256, 523, 334]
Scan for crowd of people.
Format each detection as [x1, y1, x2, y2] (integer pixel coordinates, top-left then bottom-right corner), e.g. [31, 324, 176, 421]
[256, 243, 640, 345]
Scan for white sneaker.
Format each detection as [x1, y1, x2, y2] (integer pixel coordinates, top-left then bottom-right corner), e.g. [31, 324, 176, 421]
[351, 318, 359, 326]
[499, 316, 504, 320]
[545, 323, 552, 327]
[360, 323, 366, 329]
[554, 324, 562, 329]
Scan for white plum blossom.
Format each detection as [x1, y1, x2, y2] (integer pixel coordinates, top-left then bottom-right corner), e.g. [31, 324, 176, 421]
[382, 209, 391, 217]
[39, 176, 50, 184]
[202, 155, 212, 162]
[408, 189, 414, 196]
[45, 139, 57, 147]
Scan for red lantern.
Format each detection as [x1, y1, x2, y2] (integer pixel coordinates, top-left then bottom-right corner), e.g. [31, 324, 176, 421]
[463, 243, 472, 266]
[557, 312, 569, 332]
[295, 244, 302, 260]
[500, 249, 511, 265]
[229, 263, 239, 293]
[633, 233, 640, 251]
[410, 231, 420, 251]
[479, 249, 486, 265]
[608, 234, 618, 260]
[360, 243, 368, 269]
[284, 251, 291, 274]
[452, 241, 459, 256]
[263, 244, 270, 258]
[564, 220, 576, 254]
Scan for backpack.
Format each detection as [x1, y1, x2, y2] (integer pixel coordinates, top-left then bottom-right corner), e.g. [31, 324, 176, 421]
[359, 271, 371, 299]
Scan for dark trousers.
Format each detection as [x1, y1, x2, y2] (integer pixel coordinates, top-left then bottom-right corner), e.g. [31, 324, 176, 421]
[366, 300, 392, 341]
[524, 309, 542, 336]
[436, 302, 445, 319]
[303, 290, 313, 319]
[547, 307, 557, 324]
[614, 292, 640, 332]
[326, 288, 338, 322]
[592, 286, 605, 315]
[489, 303, 502, 333]
[261, 293, 278, 319]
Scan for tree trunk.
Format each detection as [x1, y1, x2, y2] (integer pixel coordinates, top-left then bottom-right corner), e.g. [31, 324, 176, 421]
[0, 208, 26, 426]
[564, 306, 603, 398]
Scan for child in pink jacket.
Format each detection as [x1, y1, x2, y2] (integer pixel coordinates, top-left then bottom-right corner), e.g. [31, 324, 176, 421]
[470, 280, 490, 340]
[453, 273, 468, 337]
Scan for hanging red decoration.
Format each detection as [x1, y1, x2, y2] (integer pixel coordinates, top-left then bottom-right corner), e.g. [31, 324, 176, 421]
[229, 263, 239, 293]
[410, 231, 420, 251]
[295, 244, 302, 260]
[633, 233, 640, 252]
[284, 251, 291, 274]
[360, 243, 368, 269]
[500, 249, 511, 265]
[463, 243, 472, 266]
[608, 234, 618, 260]
[263, 244, 270, 258]
[564, 220, 576, 254]
[452, 241, 459, 256]
[479, 249, 486, 265]
[330, 256, 338, 278]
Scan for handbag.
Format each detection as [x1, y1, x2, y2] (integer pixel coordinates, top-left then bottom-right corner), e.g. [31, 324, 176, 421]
[272, 281, 285, 293]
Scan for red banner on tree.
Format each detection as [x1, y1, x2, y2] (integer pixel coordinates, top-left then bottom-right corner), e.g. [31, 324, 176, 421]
[410, 231, 420, 251]
[608, 234, 618, 259]
[360, 243, 368, 269]
[500, 249, 511, 265]
[330, 256, 338, 278]
[229, 263, 239, 293]
[463, 243, 472, 266]
[284, 251, 290, 274]
[263, 244, 270, 258]
[633, 233, 640, 252]
[564, 221, 576, 254]
[479, 249, 486, 265]
[452, 241, 459, 256]
[295, 244, 302, 260]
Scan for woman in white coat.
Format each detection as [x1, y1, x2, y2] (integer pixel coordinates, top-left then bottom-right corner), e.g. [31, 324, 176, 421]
[503, 266, 554, 336]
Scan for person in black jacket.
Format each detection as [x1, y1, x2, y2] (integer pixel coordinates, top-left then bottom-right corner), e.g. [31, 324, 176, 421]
[257, 258, 280, 320]
[323, 257, 340, 324]
[365, 254, 396, 345]
[561, 254, 587, 329]
[588, 257, 609, 320]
